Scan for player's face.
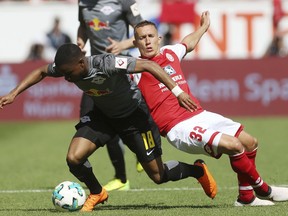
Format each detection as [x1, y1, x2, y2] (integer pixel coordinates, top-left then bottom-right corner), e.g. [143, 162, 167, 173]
[56, 59, 87, 83]
[134, 25, 161, 59]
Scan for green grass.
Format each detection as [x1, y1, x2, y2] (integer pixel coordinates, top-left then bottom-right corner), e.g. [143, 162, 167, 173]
[0, 117, 288, 216]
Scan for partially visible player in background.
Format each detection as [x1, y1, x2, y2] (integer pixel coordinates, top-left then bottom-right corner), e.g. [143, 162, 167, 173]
[77, 0, 144, 192]
[132, 11, 288, 207]
[46, 16, 72, 61]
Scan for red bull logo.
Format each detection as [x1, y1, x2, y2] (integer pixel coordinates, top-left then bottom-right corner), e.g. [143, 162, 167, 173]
[87, 18, 110, 31]
[85, 88, 112, 96]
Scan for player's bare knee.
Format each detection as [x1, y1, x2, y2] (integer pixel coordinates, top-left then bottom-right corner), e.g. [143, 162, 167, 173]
[245, 136, 258, 151]
[252, 137, 258, 149]
[66, 153, 82, 165]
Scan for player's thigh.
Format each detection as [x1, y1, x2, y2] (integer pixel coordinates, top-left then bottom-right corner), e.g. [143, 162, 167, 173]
[217, 133, 244, 155]
[114, 102, 162, 162]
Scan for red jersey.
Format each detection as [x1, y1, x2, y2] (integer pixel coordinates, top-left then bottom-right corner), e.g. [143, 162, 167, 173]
[133, 44, 204, 136]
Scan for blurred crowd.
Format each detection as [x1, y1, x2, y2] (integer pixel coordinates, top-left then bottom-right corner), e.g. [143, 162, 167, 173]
[26, 17, 72, 61]
[1, 0, 287, 62]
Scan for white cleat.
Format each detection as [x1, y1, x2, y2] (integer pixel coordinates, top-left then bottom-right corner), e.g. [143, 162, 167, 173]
[257, 186, 288, 202]
[234, 197, 275, 207]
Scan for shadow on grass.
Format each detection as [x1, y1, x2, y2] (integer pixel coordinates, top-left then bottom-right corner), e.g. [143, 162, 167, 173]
[0, 203, 218, 213]
[98, 204, 216, 210]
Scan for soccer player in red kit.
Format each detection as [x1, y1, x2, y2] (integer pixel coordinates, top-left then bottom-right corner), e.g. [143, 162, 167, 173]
[132, 11, 288, 206]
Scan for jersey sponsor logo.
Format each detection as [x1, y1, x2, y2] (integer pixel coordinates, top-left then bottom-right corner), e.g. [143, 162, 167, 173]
[163, 65, 176, 76]
[85, 88, 112, 96]
[91, 76, 106, 84]
[166, 53, 174, 62]
[130, 3, 140, 16]
[101, 6, 114, 15]
[115, 57, 128, 69]
[88, 18, 110, 31]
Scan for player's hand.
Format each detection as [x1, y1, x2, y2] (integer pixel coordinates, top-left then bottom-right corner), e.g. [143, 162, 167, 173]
[0, 94, 15, 109]
[177, 92, 198, 112]
[200, 11, 210, 31]
[77, 39, 87, 55]
[105, 37, 123, 55]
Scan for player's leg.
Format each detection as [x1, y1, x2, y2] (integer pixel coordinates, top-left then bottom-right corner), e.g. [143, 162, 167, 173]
[66, 135, 109, 212]
[165, 111, 272, 206]
[66, 136, 101, 194]
[233, 130, 259, 205]
[103, 135, 130, 191]
[237, 130, 288, 203]
[69, 110, 115, 212]
[183, 110, 274, 206]
[217, 133, 275, 206]
[140, 156, 217, 199]
[116, 102, 217, 199]
[80, 93, 129, 192]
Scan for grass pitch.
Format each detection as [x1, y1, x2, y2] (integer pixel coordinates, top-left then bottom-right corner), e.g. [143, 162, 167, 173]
[0, 117, 288, 216]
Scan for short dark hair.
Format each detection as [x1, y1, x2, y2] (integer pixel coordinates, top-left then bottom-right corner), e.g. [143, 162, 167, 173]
[134, 20, 157, 37]
[54, 43, 83, 67]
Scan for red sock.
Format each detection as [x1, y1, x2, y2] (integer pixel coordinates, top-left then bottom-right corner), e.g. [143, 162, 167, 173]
[237, 174, 254, 203]
[246, 148, 257, 167]
[236, 149, 258, 202]
[230, 151, 269, 197]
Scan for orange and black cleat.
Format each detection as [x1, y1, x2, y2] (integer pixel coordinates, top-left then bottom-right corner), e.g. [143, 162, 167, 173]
[80, 188, 109, 212]
[194, 159, 217, 199]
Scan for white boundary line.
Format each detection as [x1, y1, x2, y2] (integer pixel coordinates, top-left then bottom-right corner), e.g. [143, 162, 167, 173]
[0, 187, 217, 194]
[1, 185, 288, 194]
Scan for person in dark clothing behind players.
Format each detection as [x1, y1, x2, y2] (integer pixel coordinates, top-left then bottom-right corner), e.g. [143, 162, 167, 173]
[77, 0, 144, 191]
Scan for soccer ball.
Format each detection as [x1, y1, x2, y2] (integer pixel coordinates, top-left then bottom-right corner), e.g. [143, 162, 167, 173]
[52, 181, 86, 212]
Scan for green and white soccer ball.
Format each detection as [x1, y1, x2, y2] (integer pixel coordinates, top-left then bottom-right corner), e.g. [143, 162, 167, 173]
[52, 181, 86, 212]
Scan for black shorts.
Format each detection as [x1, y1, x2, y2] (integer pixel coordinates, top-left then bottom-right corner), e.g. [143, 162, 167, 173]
[74, 101, 162, 162]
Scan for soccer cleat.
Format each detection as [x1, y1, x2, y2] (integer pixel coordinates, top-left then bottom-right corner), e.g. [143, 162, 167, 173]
[136, 161, 144, 172]
[103, 178, 130, 191]
[80, 188, 108, 212]
[234, 197, 275, 206]
[194, 159, 217, 199]
[257, 186, 288, 202]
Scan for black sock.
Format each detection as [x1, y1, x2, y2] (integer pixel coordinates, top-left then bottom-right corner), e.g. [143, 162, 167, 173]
[106, 136, 127, 183]
[162, 161, 204, 182]
[68, 160, 102, 194]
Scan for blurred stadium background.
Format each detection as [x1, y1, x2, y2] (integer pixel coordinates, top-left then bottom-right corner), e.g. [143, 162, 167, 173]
[0, 0, 287, 119]
[0, 1, 287, 215]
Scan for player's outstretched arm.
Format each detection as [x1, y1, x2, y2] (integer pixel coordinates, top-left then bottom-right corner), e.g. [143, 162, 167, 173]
[133, 59, 197, 112]
[0, 64, 49, 109]
[181, 11, 210, 53]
